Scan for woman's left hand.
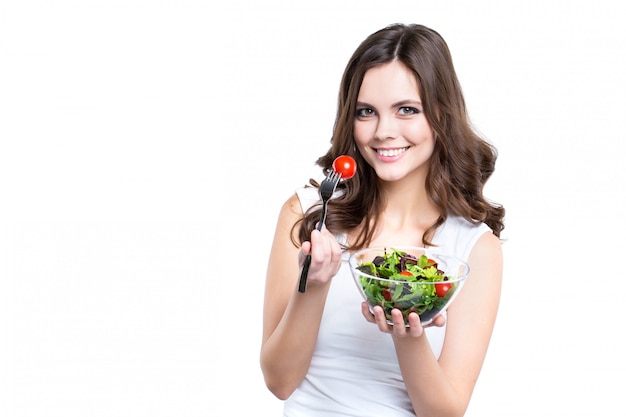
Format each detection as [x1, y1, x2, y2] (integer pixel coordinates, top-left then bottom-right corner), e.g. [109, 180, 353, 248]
[361, 302, 446, 338]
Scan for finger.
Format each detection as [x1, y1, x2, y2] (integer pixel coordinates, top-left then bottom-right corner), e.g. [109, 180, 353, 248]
[328, 239, 343, 266]
[313, 228, 335, 260]
[299, 241, 311, 264]
[390, 309, 408, 336]
[319, 226, 338, 253]
[321, 230, 335, 257]
[372, 306, 392, 332]
[407, 312, 424, 337]
[308, 230, 323, 262]
[361, 302, 375, 323]
[301, 241, 311, 255]
[430, 313, 446, 328]
[318, 226, 343, 268]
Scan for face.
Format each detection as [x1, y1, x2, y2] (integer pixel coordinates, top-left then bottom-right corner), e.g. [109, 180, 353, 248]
[353, 60, 435, 183]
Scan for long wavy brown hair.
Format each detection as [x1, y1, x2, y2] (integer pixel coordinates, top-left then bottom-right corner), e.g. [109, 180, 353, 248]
[294, 23, 505, 250]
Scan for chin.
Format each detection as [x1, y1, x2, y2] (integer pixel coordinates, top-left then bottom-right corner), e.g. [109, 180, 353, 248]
[376, 171, 406, 182]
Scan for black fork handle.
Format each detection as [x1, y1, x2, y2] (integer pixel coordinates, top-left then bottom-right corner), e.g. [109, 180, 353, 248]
[298, 255, 311, 292]
[298, 202, 328, 292]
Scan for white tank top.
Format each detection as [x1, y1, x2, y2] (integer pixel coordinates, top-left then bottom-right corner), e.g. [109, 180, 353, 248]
[283, 186, 491, 417]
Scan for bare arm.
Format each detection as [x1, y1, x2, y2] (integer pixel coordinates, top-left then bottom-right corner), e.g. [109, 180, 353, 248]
[368, 231, 503, 417]
[260, 194, 342, 400]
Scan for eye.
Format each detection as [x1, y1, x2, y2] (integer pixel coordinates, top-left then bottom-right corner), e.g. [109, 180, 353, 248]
[356, 108, 375, 118]
[398, 106, 420, 115]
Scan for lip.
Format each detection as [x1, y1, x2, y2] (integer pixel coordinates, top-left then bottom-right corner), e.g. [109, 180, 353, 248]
[375, 146, 409, 162]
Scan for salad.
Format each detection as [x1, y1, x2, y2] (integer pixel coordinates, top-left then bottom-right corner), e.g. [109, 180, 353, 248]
[355, 248, 460, 324]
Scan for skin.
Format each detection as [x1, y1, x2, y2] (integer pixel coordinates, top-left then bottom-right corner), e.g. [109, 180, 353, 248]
[260, 61, 502, 417]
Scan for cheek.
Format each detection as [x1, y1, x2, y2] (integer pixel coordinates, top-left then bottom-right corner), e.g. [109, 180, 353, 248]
[353, 123, 368, 145]
[353, 124, 374, 161]
[406, 121, 434, 144]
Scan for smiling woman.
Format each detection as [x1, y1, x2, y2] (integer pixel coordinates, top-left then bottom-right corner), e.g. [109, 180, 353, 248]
[260, 23, 505, 417]
[354, 60, 435, 182]
[2, 1, 623, 416]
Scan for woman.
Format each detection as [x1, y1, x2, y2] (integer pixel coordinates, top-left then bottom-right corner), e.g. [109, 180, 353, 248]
[260, 23, 505, 417]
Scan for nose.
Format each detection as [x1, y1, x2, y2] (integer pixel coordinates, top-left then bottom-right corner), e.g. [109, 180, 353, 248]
[374, 114, 399, 141]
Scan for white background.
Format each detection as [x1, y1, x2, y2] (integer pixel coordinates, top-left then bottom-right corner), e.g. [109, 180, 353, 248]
[1, 1, 625, 416]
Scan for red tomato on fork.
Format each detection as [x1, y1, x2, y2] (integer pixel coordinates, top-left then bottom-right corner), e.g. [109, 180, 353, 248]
[332, 155, 357, 179]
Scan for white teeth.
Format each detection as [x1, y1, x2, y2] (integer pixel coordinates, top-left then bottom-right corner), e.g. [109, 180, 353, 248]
[377, 147, 408, 157]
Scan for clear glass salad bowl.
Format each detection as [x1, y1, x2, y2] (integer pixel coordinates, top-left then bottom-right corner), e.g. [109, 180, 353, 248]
[348, 246, 470, 326]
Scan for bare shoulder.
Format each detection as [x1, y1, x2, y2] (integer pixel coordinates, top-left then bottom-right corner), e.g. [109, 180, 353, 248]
[282, 193, 304, 216]
[463, 231, 503, 300]
[470, 230, 503, 266]
[274, 193, 304, 234]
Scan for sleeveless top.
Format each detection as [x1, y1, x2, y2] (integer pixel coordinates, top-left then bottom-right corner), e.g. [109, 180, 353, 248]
[283, 186, 491, 417]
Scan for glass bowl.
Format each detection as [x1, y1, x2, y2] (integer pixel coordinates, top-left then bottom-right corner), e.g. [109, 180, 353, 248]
[349, 246, 470, 326]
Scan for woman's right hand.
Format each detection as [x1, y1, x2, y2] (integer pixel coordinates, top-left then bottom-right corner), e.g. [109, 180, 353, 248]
[298, 225, 343, 287]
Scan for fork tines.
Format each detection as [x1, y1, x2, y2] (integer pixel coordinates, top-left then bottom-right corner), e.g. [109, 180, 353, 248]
[327, 170, 341, 186]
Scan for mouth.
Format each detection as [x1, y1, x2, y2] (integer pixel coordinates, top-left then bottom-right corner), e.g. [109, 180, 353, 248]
[375, 147, 409, 157]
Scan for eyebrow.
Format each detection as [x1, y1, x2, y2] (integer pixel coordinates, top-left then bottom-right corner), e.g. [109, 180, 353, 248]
[393, 99, 422, 107]
[356, 99, 422, 108]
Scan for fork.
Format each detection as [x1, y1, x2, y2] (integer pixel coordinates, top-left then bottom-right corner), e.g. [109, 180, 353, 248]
[298, 170, 342, 293]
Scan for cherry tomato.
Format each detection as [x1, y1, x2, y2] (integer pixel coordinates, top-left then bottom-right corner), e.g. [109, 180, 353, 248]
[332, 155, 357, 179]
[435, 282, 452, 297]
[399, 270, 413, 277]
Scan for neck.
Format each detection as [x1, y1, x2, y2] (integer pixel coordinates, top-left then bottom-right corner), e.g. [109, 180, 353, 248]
[372, 176, 440, 246]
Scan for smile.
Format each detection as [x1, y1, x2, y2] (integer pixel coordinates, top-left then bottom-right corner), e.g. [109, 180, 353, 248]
[376, 147, 409, 157]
